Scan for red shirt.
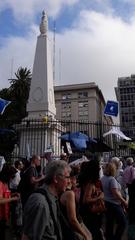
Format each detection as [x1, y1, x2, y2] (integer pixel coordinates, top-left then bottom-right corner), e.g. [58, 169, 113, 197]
[0, 181, 11, 221]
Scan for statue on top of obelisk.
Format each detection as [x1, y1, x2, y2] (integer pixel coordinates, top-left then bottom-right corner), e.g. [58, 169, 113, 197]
[40, 11, 48, 35]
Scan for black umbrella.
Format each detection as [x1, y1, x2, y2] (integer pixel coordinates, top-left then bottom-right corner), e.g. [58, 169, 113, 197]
[87, 138, 113, 152]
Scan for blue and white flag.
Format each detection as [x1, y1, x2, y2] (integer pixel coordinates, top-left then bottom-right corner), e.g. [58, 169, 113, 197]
[0, 98, 11, 115]
[104, 100, 118, 117]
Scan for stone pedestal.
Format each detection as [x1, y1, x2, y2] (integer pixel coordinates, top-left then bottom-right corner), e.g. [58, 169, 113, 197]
[14, 119, 63, 158]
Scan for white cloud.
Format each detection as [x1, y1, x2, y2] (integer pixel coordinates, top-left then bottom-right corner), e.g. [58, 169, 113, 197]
[0, 0, 79, 21]
[0, 26, 37, 89]
[54, 10, 135, 101]
[122, 0, 135, 4]
[1, 9, 135, 105]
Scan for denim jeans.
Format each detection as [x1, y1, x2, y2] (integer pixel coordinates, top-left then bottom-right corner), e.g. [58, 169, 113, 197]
[105, 201, 127, 240]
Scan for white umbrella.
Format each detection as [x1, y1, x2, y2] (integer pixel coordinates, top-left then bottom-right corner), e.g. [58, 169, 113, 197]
[103, 127, 131, 141]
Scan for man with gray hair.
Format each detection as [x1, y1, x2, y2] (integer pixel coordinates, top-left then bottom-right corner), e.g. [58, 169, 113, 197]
[21, 160, 71, 240]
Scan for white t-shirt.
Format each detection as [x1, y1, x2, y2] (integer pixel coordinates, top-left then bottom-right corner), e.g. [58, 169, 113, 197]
[9, 170, 21, 190]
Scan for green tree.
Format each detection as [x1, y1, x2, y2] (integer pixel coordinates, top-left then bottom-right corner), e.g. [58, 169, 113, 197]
[9, 67, 31, 102]
[0, 67, 31, 161]
[9, 67, 31, 121]
[0, 88, 10, 99]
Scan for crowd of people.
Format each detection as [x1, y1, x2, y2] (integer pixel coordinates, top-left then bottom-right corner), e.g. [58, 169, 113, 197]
[0, 154, 135, 240]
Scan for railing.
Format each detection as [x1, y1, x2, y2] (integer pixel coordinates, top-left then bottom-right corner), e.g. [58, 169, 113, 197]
[0, 118, 133, 161]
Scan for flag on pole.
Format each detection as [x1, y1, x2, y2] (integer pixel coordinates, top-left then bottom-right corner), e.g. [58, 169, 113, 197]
[0, 98, 11, 115]
[104, 100, 118, 117]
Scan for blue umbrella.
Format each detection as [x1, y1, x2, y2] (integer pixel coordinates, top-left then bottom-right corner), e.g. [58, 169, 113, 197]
[60, 133, 71, 141]
[60, 131, 89, 150]
[0, 98, 11, 115]
[0, 128, 15, 134]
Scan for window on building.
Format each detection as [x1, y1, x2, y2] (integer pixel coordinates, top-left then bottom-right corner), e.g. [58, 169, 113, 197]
[62, 102, 71, 109]
[61, 112, 71, 118]
[78, 101, 88, 120]
[61, 102, 71, 119]
[120, 89, 124, 94]
[124, 101, 128, 107]
[78, 111, 84, 116]
[78, 101, 88, 108]
[120, 96, 124, 101]
[78, 92, 88, 98]
[133, 88, 135, 93]
[62, 112, 67, 117]
[67, 112, 71, 117]
[62, 93, 71, 100]
[79, 116, 88, 121]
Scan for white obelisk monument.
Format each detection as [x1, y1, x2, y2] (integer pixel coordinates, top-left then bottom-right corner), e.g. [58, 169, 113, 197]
[15, 12, 62, 158]
[27, 11, 56, 118]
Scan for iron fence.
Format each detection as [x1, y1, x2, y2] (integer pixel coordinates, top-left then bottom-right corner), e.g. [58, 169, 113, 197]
[0, 118, 133, 161]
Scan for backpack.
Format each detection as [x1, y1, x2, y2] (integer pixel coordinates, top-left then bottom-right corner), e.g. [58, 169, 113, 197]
[35, 188, 76, 240]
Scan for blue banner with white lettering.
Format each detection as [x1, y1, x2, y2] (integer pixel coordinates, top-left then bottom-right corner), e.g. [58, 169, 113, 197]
[0, 98, 11, 115]
[104, 100, 118, 117]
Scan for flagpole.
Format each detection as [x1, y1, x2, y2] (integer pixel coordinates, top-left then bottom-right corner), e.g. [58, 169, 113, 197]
[98, 102, 104, 160]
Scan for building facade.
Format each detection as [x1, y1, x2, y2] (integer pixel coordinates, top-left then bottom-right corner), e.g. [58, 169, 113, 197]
[115, 74, 135, 139]
[54, 82, 112, 125]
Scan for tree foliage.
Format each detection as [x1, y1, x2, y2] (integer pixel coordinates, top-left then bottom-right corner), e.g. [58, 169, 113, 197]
[0, 67, 31, 124]
[0, 67, 31, 160]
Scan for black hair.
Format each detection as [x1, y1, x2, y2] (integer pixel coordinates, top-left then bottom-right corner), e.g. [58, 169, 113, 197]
[0, 164, 17, 183]
[78, 159, 100, 186]
[15, 160, 21, 169]
[70, 166, 79, 177]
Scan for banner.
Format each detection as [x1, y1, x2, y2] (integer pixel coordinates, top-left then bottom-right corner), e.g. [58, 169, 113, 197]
[104, 100, 118, 117]
[0, 98, 11, 114]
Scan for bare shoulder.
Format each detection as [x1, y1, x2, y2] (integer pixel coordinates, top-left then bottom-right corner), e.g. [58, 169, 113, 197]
[61, 190, 75, 202]
[65, 190, 74, 197]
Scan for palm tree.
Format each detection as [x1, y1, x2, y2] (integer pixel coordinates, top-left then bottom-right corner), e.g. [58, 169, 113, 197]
[9, 67, 31, 101]
[9, 67, 32, 120]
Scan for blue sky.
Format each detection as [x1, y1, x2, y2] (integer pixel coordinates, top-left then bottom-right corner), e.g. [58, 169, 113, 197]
[1, 0, 135, 102]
